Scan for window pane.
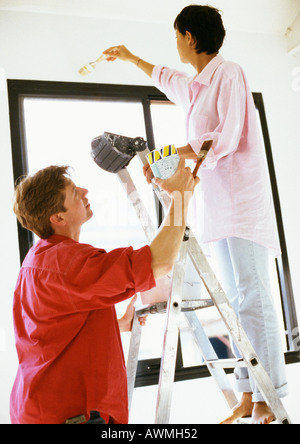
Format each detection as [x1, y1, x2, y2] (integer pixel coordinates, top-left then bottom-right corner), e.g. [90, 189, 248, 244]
[23, 97, 157, 250]
[150, 101, 186, 148]
[254, 110, 287, 351]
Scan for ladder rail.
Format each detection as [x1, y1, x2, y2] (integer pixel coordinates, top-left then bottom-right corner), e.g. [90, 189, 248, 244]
[127, 313, 143, 412]
[155, 238, 188, 424]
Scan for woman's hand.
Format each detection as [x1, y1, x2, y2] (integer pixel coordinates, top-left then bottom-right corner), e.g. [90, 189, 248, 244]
[102, 45, 155, 78]
[103, 45, 139, 63]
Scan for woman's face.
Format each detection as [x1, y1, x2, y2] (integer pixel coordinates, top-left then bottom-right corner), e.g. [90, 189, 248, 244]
[175, 29, 193, 64]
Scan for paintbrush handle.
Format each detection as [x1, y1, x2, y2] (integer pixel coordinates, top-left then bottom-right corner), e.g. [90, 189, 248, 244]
[191, 139, 213, 177]
[95, 54, 106, 64]
[192, 158, 203, 178]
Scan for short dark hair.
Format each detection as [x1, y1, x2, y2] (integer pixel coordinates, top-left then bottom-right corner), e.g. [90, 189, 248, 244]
[13, 165, 71, 239]
[174, 5, 226, 55]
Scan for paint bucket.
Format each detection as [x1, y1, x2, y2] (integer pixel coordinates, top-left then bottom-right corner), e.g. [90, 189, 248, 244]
[147, 145, 180, 180]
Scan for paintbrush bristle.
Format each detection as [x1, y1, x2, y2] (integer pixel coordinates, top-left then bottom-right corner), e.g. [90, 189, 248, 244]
[78, 63, 94, 76]
[78, 68, 90, 76]
[78, 54, 107, 76]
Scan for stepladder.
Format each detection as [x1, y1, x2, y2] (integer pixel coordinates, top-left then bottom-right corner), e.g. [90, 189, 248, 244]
[116, 148, 292, 425]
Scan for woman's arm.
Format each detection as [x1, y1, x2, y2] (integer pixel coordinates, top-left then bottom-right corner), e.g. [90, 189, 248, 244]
[176, 144, 198, 160]
[103, 45, 154, 78]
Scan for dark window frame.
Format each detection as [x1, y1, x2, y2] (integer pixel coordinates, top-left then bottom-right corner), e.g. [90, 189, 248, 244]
[7, 79, 300, 388]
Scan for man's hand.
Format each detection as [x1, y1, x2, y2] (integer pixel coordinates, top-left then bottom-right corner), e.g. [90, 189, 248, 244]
[149, 160, 200, 280]
[152, 159, 199, 197]
[118, 295, 147, 333]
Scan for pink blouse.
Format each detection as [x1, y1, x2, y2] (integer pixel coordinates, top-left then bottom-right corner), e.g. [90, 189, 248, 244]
[152, 54, 280, 257]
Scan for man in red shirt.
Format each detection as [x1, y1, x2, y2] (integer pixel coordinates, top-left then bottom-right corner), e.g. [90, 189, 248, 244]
[11, 161, 199, 424]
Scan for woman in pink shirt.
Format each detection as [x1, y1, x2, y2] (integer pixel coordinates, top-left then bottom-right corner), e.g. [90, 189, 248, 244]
[103, 4, 287, 424]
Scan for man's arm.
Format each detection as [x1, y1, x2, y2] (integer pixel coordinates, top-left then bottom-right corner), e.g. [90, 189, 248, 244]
[149, 199, 186, 280]
[149, 161, 199, 280]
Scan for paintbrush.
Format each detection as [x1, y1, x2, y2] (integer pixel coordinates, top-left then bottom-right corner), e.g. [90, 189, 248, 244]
[192, 139, 213, 177]
[78, 54, 107, 76]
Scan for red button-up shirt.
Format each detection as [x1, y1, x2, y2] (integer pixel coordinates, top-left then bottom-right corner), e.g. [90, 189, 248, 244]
[10, 235, 155, 424]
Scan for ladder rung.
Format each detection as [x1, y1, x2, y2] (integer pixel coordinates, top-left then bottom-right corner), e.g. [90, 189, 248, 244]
[135, 299, 214, 317]
[136, 302, 167, 316]
[182, 299, 214, 311]
[206, 358, 246, 369]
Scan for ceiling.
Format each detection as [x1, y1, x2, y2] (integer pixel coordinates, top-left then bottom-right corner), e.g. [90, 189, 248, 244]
[0, 0, 299, 35]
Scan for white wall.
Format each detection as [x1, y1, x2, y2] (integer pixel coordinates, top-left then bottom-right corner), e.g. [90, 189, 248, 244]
[0, 9, 299, 424]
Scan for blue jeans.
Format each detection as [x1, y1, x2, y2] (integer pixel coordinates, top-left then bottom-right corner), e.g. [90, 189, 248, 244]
[210, 237, 288, 403]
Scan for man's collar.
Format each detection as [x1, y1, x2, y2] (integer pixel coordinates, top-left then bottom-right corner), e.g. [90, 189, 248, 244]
[193, 53, 224, 86]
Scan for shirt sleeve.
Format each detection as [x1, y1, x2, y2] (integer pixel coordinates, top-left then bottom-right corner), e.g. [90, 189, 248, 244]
[64, 245, 156, 311]
[152, 65, 191, 110]
[188, 70, 247, 170]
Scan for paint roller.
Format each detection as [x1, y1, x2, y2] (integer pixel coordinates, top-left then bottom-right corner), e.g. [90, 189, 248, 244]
[91, 132, 147, 173]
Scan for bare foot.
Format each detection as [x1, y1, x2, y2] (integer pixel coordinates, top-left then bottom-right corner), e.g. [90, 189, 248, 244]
[220, 392, 253, 424]
[251, 402, 275, 424]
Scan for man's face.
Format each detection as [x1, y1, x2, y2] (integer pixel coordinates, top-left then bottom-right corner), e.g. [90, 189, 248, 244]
[62, 180, 93, 229]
